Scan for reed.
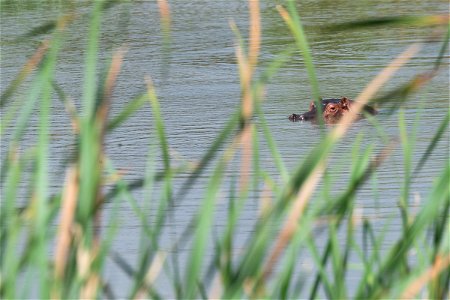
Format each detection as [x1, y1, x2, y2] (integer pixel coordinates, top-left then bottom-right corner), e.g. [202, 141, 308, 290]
[1, 1, 449, 299]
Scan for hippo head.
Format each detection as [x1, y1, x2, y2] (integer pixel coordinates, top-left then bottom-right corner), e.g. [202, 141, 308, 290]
[323, 97, 351, 121]
[289, 98, 343, 122]
[288, 96, 375, 123]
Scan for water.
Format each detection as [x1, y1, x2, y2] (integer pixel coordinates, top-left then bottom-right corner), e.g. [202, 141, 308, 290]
[1, 1, 449, 298]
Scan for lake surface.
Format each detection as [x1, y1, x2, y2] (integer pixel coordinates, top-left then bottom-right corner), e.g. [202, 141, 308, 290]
[1, 1, 449, 298]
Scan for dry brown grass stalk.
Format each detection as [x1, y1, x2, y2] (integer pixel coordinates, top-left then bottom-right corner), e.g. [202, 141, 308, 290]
[239, 124, 253, 194]
[263, 160, 326, 279]
[235, 1, 261, 195]
[276, 5, 290, 27]
[53, 166, 78, 284]
[157, 0, 171, 30]
[18, 41, 49, 82]
[235, 43, 253, 194]
[235, 45, 252, 121]
[209, 273, 223, 300]
[97, 47, 127, 133]
[93, 47, 126, 244]
[134, 251, 167, 299]
[81, 273, 100, 300]
[77, 236, 101, 299]
[401, 253, 450, 299]
[248, 0, 260, 72]
[0, 41, 49, 106]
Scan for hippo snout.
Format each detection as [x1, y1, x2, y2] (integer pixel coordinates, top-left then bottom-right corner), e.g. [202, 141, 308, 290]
[288, 113, 303, 121]
[288, 111, 315, 122]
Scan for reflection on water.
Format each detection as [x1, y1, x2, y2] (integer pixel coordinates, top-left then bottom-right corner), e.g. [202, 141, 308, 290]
[1, 1, 448, 297]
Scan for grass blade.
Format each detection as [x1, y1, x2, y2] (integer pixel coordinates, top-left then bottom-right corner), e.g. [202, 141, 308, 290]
[278, 2, 320, 104]
[184, 147, 235, 299]
[326, 15, 449, 31]
[78, 0, 104, 225]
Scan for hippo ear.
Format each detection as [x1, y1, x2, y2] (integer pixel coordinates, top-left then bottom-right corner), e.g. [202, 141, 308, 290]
[309, 101, 316, 110]
[340, 97, 350, 109]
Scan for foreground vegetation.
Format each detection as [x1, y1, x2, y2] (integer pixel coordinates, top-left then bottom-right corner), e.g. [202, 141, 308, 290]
[1, 1, 449, 299]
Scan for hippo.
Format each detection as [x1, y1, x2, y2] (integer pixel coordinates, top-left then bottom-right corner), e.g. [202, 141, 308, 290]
[288, 97, 377, 123]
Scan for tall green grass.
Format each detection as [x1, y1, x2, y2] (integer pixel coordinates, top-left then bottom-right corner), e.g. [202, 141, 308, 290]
[1, 1, 449, 299]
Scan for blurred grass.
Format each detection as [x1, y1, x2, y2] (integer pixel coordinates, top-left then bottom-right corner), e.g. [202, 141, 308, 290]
[1, 1, 449, 299]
